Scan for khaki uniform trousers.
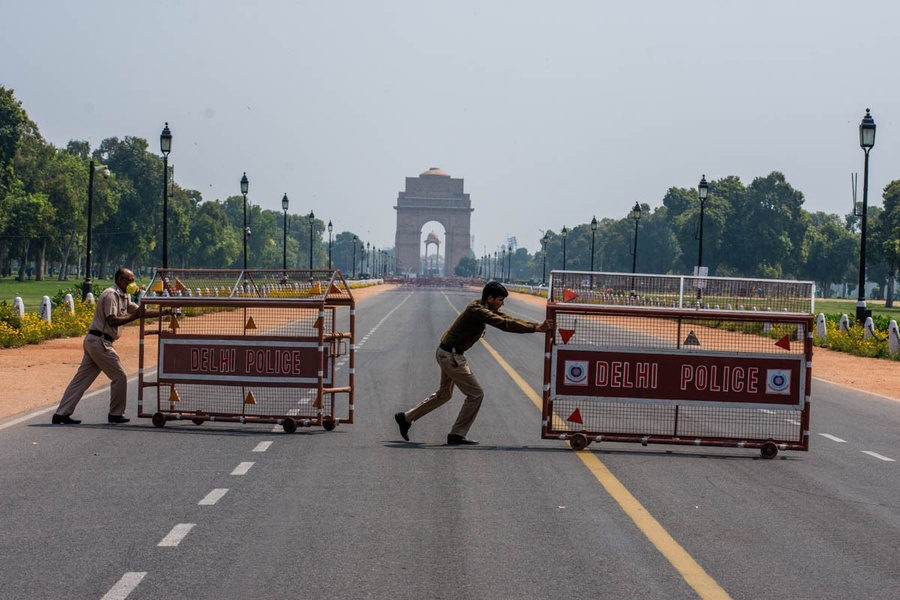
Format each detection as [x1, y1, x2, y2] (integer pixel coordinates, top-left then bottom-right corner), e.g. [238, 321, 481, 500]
[56, 334, 129, 417]
[405, 347, 484, 437]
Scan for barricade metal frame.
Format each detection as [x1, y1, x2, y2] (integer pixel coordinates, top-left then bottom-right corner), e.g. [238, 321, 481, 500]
[542, 271, 814, 458]
[137, 269, 355, 433]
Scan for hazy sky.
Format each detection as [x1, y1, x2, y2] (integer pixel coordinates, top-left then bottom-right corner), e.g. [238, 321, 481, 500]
[4, 1, 899, 255]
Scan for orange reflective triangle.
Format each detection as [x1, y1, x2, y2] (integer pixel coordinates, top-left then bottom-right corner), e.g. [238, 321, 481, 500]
[563, 289, 579, 302]
[312, 317, 323, 329]
[775, 335, 791, 351]
[245, 316, 257, 330]
[683, 331, 701, 346]
[244, 390, 257, 405]
[312, 394, 323, 409]
[168, 386, 180, 403]
[168, 315, 179, 330]
[567, 408, 583, 424]
[559, 329, 575, 344]
[329, 284, 341, 295]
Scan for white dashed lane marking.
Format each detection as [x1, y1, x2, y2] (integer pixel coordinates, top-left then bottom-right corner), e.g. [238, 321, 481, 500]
[861, 451, 895, 462]
[198, 488, 229, 506]
[253, 441, 273, 452]
[819, 433, 847, 443]
[158, 523, 195, 547]
[231, 462, 254, 475]
[101, 572, 146, 600]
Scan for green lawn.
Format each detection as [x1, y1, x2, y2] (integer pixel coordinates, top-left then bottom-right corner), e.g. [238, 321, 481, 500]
[0, 277, 114, 312]
[816, 298, 900, 323]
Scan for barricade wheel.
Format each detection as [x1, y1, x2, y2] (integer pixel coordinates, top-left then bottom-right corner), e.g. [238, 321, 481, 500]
[569, 433, 589, 451]
[151, 412, 166, 428]
[282, 417, 297, 434]
[322, 416, 337, 431]
[760, 442, 778, 459]
[192, 411, 205, 426]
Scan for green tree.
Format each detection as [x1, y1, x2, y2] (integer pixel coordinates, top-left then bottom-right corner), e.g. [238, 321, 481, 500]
[97, 136, 164, 276]
[799, 212, 857, 298]
[719, 172, 807, 278]
[872, 180, 900, 305]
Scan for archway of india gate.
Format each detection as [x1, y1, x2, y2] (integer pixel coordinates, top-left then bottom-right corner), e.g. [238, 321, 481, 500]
[394, 167, 473, 276]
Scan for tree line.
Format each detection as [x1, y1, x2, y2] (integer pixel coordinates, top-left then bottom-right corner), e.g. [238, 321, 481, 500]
[2, 86, 898, 304]
[465, 172, 898, 305]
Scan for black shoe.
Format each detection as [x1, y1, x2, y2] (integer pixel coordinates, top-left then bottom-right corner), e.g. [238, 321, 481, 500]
[394, 412, 411, 441]
[51, 414, 81, 425]
[107, 414, 130, 424]
[447, 434, 478, 446]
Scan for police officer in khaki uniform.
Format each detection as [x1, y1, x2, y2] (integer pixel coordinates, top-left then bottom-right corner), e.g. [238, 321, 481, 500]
[52, 268, 169, 425]
[395, 281, 553, 445]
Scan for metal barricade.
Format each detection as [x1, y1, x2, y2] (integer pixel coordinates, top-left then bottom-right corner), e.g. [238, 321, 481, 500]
[137, 269, 355, 433]
[542, 271, 814, 458]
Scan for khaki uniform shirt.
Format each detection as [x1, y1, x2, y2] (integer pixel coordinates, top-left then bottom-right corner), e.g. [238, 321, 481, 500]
[441, 299, 538, 352]
[89, 285, 138, 341]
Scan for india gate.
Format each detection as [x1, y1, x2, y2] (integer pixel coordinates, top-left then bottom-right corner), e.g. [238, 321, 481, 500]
[394, 167, 473, 276]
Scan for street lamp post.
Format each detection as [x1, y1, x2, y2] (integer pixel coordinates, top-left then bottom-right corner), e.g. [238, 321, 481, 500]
[590, 216, 598, 272]
[501, 245, 506, 281]
[630, 202, 642, 294]
[240, 173, 249, 270]
[83, 160, 110, 300]
[630, 202, 642, 274]
[308, 211, 315, 270]
[282, 193, 289, 272]
[352, 235, 358, 278]
[507, 244, 513, 280]
[541, 233, 549, 285]
[160, 123, 172, 269]
[856, 108, 877, 324]
[697, 175, 709, 270]
[366, 242, 370, 276]
[561, 226, 568, 270]
[327, 220, 333, 269]
[696, 175, 709, 303]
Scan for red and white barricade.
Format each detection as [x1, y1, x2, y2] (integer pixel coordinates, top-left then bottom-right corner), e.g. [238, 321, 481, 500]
[542, 271, 814, 458]
[137, 269, 355, 433]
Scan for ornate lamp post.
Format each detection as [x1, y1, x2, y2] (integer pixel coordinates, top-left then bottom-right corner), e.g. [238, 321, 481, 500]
[507, 244, 513, 280]
[590, 216, 598, 272]
[856, 109, 877, 324]
[541, 233, 549, 285]
[630, 202, 642, 295]
[308, 210, 315, 269]
[352, 235, 358, 278]
[282, 193, 289, 271]
[561, 226, 568, 270]
[160, 123, 172, 269]
[366, 242, 370, 276]
[501, 245, 506, 281]
[697, 175, 709, 270]
[83, 160, 110, 300]
[240, 173, 249, 270]
[327, 220, 333, 269]
[630, 201, 642, 274]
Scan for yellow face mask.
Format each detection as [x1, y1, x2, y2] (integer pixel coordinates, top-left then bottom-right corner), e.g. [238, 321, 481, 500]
[125, 282, 139, 295]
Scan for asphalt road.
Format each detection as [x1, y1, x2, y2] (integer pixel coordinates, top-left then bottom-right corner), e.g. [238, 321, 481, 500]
[1, 289, 897, 599]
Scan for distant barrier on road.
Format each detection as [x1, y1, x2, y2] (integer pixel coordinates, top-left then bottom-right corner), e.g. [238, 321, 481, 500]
[137, 269, 356, 433]
[542, 271, 814, 458]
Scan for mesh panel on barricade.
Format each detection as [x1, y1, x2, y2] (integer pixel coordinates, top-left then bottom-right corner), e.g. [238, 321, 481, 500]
[548, 271, 814, 315]
[543, 271, 813, 456]
[137, 269, 355, 433]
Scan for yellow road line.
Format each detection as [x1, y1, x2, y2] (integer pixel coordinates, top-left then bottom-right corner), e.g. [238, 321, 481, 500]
[445, 293, 731, 600]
